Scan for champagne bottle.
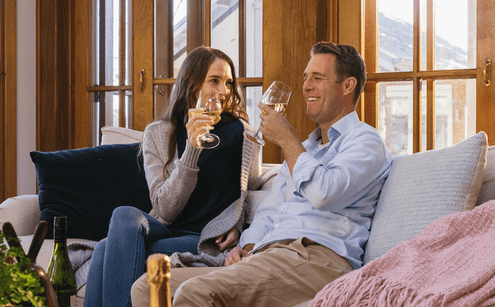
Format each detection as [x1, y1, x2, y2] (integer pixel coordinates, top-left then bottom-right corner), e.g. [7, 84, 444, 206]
[46, 216, 77, 307]
[147, 253, 172, 307]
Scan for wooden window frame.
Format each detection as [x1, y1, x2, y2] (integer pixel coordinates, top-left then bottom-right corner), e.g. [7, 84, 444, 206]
[153, 1, 264, 120]
[87, 0, 132, 144]
[363, 0, 477, 153]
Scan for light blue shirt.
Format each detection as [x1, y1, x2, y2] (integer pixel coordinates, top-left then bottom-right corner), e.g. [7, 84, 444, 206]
[239, 112, 392, 269]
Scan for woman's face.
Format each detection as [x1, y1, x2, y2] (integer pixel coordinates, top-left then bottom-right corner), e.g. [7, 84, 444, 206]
[196, 58, 233, 103]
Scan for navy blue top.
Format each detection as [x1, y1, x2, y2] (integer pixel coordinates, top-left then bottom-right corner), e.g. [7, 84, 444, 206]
[173, 117, 244, 233]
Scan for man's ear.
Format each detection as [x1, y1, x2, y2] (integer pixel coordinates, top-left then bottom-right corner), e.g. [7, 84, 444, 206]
[342, 77, 357, 97]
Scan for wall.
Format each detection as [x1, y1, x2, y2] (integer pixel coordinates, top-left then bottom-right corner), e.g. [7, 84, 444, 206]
[17, 0, 36, 195]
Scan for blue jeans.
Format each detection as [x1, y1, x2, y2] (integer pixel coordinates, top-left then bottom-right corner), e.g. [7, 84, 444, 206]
[84, 206, 200, 307]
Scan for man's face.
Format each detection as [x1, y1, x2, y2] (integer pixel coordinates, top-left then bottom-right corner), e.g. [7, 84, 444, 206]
[302, 53, 346, 129]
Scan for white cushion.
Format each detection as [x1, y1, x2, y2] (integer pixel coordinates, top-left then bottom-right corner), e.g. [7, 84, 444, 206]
[364, 132, 488, 265]
[101, 126, 143, 145]
[476, 145, 495, 206]
[245, 190, 271, 224]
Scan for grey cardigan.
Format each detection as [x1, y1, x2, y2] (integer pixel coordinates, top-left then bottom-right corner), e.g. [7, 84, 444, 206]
[142, 118, 263, 258]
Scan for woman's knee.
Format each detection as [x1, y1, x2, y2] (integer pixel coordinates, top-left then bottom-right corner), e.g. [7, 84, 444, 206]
[111, 206, 143, 221]
[92, 239, 107, 259]
[109, 206, 147, 232]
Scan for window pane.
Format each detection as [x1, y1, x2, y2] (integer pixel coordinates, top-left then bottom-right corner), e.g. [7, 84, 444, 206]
[125, 90, 132, 128]
[434, 79, 476, 149]
[245, 86, 262, 132]
[155, 0, 185, 78]
[154, 84, 173, 120]
[125, 0, 132, 85]
[378, 0, 414, 72]
[92, 91, 119, 145]
[92, 92, 98, 146]
[211, 0, 239, 76]
[378, 82, 416, 155]
[434, 0, 476, 70]
[91, 0, 121, 86]
[246, 0, 262, 78]
[174, 0, 187, 77]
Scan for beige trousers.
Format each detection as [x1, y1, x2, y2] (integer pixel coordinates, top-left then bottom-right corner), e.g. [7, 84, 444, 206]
[131, 238, 353, 307]
[131, 267, 219, 306]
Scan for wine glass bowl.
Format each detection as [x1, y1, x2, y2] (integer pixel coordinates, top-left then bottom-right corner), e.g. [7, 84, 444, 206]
[244, 81, 292, 146]
[189, 90, 223, 149]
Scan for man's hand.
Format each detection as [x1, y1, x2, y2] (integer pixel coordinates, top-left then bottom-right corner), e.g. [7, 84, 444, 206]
[224, 244, 254, 267]
[258, 103, 306, 175]
[258, 103, 297, 147]
[215, 227, 240, 251]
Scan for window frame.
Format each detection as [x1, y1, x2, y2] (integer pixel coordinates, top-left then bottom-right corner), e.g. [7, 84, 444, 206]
[363, 0, 477, 153]
[153, 0, 264, 121]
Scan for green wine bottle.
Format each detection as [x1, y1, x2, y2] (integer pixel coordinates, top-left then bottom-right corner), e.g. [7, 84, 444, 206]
[46, 216, 77, 307]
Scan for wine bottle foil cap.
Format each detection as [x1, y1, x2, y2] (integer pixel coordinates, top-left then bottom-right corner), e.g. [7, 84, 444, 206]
[54, 216, 67, 228]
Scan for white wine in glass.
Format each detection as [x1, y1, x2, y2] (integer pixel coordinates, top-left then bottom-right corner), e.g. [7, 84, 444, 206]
[244, 81, 292, 146]
[188, 90, 223, 149]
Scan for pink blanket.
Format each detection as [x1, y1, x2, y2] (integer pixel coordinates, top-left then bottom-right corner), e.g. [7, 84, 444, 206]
[310, 200, 495, 307]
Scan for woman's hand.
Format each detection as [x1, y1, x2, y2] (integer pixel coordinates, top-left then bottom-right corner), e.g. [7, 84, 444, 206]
[186, 109, 213, 147]
[215, 227, 240, 251]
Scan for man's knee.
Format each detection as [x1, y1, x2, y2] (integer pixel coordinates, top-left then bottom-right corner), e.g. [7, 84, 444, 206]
[131, 273, 150, 307]
[173, 277, 221, 306]
[174, 278, 200, 300]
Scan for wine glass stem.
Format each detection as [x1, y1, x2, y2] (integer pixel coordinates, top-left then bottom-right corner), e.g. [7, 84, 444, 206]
[205, 122, 211, 136]
[253, 128, 260, 138]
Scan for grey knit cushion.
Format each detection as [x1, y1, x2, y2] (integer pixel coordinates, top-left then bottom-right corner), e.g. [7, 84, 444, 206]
[363, 132, 488, 265]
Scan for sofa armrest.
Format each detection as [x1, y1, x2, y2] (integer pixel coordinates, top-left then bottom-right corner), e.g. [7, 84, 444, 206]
[0, 195, 40, 236]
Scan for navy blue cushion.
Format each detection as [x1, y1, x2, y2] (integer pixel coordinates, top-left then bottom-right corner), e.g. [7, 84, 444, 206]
[30, 143, 152, 241]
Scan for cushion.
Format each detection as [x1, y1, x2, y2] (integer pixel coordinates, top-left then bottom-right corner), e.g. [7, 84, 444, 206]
[101, 126, 143, 145]
[476, 145, 495, 206]
[245, 190, 271, 224]
[30, 143, 152, 241]
[363, 131, 488, 265]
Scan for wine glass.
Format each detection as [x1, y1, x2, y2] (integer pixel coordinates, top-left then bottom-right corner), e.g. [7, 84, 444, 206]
[188, 90, 223, 149]
[244, 81, 292, 146]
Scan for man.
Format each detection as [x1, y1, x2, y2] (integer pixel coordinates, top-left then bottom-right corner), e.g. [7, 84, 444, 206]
[131, 41, 392, 306]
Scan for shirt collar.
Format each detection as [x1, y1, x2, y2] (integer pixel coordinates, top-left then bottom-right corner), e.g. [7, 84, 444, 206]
[309, 111, 360, 144]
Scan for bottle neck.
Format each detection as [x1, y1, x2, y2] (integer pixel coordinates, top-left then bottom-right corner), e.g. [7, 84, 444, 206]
[53, 216, 68, 241]
[53, 227, 67, 244]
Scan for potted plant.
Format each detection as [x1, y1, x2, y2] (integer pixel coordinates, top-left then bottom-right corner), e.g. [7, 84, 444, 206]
[0, 229, 47, 307]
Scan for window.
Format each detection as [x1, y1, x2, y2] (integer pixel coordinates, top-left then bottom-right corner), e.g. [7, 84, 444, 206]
[89, 0, 132, 145]
[90, 0, 263, 145]
[154, 0, 263, 129]
[364, 0, 477, 154]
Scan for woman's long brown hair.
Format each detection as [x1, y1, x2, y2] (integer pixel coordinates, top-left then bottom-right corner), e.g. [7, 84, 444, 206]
[161, 46, 248, 171]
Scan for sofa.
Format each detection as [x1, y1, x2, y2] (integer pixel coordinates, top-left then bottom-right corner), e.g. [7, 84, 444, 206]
[1, 126, 493, 307]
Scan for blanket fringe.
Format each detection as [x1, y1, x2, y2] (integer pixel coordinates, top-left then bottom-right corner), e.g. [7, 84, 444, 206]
[309, 271, 447, 307]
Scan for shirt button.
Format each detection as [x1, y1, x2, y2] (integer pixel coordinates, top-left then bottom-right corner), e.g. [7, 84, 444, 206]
[275, 224, 279, 228]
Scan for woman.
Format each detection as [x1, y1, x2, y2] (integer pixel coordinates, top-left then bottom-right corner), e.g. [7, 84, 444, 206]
[84, 46, 263, 307]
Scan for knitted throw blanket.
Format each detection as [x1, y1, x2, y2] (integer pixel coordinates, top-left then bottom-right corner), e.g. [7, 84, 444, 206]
[310, 200, 495, 307]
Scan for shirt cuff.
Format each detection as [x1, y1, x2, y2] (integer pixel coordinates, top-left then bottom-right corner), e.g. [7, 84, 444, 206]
[291, 152, 317, 194]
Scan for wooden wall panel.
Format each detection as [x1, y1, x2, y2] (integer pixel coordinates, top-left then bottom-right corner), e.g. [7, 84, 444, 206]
[262, 0, 322, 163]
[477, 0, 495, 144]
[74, 0, 91, 148]
[132, 0, 154, 131]
[1, 0, 17, 201]
[339, 0, 364, 120]
[37, 0, 75, 152]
